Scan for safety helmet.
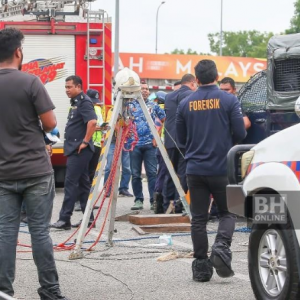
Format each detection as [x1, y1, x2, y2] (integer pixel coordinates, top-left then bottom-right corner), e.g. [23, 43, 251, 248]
[156, 91, 167, 105]
[44, 127, 60, 145]
[114, 67, 141, 93]
[148, 91, 167, 105]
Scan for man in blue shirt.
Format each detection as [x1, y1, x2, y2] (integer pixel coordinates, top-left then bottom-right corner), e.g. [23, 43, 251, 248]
[128, 82, 166, 210]
[176, 60, 246, 282]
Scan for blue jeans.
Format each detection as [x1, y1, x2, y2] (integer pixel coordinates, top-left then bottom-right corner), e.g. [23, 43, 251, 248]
[104, 142, 131, 192]
[0, 174, 61, 297]
[130, 144, 157, 203]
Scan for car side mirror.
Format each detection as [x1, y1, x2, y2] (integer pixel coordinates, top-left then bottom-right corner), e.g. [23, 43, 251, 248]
[295, 96, 300, 118]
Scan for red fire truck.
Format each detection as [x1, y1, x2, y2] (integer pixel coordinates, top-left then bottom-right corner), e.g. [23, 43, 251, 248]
[0, 1, 112, 185]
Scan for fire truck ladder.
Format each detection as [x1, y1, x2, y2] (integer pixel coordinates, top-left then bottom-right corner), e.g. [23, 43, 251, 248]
[0, 0, 25, 19]
[0, 0, 95, 21]
[86, 9, 106, 100]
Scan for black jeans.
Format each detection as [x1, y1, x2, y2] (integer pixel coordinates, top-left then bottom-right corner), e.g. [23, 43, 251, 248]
[154, 151, 168, 194]
[187, 175, 236, 259]
[59, 147, 93, 223]
[163, 148, 187, 211]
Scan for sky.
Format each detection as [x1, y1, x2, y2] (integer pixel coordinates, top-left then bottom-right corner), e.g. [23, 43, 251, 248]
[92, 0, 296, 55]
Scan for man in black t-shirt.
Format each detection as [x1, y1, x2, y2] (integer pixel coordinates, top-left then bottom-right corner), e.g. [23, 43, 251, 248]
[0, 28, 68, 300]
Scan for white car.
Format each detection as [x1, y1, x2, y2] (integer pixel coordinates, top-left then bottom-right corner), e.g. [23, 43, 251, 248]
[227, 123, 300, 300]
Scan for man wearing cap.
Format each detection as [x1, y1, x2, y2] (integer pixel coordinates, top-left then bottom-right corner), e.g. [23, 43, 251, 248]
[86, 89, 104, 184]
[51, 75, 97, 230]
[173, 80, 181, 91]
[74, 89, 104, 212]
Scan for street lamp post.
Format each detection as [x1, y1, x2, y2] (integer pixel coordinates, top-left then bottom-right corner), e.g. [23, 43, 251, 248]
[220, 0, 223, 56]
[155, 1, 166, 54]
[114, 0, 120, 76]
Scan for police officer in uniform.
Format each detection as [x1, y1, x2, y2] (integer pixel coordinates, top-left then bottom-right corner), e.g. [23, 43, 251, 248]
[163, 73, 197, 213]
[176, 60, 246, 282]
[51, 75, 97, 230]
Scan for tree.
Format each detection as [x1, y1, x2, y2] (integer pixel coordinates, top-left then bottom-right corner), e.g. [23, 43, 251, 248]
[169, 48, 211, 55]
[208, 30, 273, 58]
[170, 48, 185, 54]
[286, 0, 300, 34]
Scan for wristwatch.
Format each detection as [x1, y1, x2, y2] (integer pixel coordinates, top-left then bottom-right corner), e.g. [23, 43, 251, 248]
[82, 140, 89, 145]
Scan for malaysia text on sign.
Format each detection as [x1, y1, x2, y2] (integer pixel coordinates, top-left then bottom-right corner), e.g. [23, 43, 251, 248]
[116, 53, 267, 83]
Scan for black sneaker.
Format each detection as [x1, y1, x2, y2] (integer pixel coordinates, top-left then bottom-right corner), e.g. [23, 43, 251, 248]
[153, 192, 164, 214]
[119, 189, 133, 197]
[38, 287, 70, 300]
[49, 220, 71, 230]
[192, 258, 213, 282]
[210, 242, 234, 278]
[71, 219, 95, 228]
[174, 199, 183, 214]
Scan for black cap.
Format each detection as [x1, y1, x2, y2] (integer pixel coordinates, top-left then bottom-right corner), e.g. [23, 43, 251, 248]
[87, 89, 103, 105]
[174, 80, 181, 86]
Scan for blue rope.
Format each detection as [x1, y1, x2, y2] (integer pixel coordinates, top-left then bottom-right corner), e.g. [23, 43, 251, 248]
[19, 224, 251, 246]
[19, 226, 251, 246]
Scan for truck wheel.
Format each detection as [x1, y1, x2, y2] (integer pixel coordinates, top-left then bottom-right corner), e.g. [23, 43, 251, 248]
[248, 223, 300, 300]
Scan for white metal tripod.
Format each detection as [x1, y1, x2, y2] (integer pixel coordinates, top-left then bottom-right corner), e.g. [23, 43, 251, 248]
[69, 86, 190, 260]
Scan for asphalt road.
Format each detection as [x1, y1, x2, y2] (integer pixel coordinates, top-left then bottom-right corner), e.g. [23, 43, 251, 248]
[13, 182, 255, 300]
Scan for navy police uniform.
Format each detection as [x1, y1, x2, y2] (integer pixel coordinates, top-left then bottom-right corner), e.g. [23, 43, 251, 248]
[176, 84, 246, 261]
[59, 92, 97, 224]
[163, 85, 193, 212]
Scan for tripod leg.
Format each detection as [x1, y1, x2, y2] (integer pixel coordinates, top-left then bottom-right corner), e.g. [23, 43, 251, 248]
[106, 123, 124, 246]
[69, 90, 123, 260]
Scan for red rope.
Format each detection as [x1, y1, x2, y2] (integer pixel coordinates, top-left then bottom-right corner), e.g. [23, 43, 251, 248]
[17, 121, 135, 253]
[87, 123, 130, 251]
[123, 120, 138, 152]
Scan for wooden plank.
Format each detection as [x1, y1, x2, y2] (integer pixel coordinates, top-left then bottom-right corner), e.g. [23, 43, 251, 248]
[115, 211, 140, 222]
[129, 214, 190, 225]
[139, 223, 191, 233]
[132, 226, 147, 235]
